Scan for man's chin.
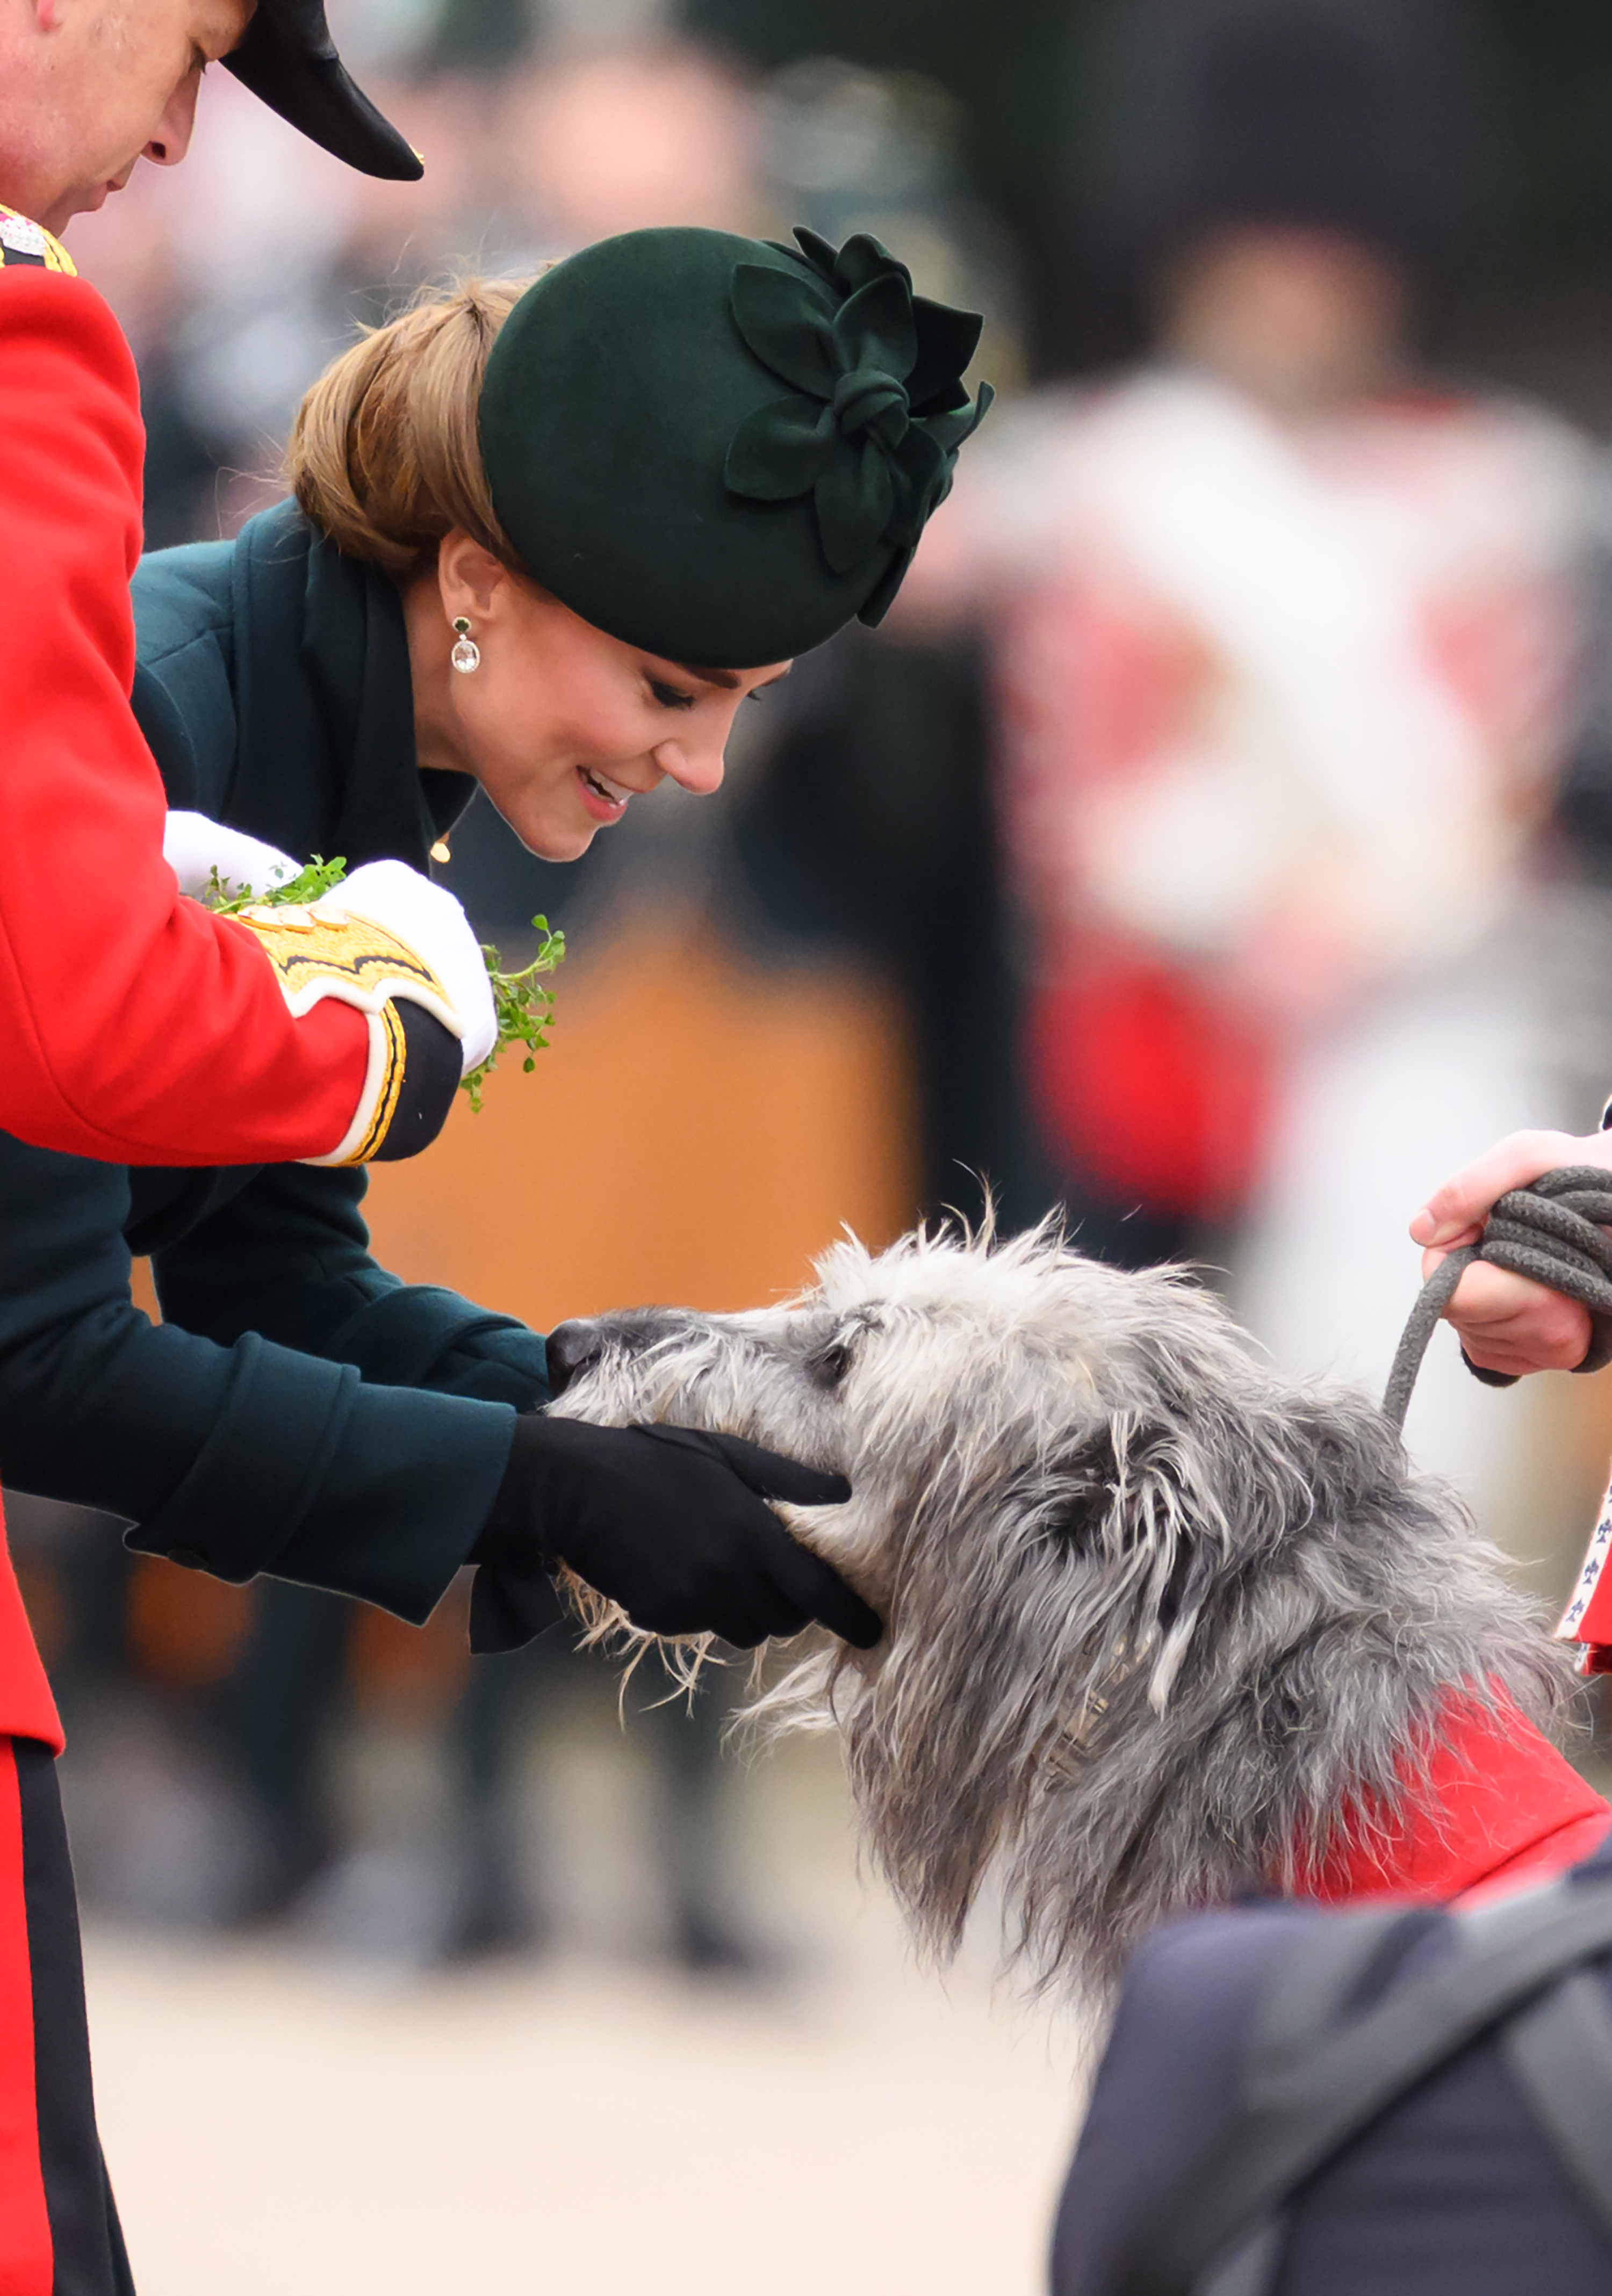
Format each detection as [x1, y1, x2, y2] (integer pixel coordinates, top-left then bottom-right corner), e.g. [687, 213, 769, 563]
[46, 175, 127, 234]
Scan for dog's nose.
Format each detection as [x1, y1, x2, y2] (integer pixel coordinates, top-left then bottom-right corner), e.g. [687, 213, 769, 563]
[546, 1319, 606, 1397]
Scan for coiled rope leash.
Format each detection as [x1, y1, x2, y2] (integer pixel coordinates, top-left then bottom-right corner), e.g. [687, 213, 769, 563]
[1382, 1166, 1612, 1436]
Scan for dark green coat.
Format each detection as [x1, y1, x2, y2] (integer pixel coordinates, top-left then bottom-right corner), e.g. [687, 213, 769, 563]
[0, 501, 548, 1624]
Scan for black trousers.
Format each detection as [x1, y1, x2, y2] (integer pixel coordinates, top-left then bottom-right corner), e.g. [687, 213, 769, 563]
[0, 1737, 132, 2296]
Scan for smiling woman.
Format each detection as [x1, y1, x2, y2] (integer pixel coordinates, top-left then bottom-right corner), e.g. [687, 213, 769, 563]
[75, 219, 990, 1649]
[290, 273, 785, 859]
[261, 228, 988, 865]
[126, 224, 990, 950]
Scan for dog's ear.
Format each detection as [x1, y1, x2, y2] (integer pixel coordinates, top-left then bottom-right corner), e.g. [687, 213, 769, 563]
[1035, 1403, 1246, 1714]
[1030, 1426, 1112, 1554]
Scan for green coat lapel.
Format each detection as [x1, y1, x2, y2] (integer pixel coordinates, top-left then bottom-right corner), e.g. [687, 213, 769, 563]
[230, 501, 476, 869]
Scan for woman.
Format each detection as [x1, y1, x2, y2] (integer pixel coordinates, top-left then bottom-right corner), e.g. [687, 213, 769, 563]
[0, 222, 987, 1664]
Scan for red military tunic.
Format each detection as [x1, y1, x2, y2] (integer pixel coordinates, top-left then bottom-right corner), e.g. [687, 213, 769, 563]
[0, 218, 378, 1169]
[0, 212, 413, 1746]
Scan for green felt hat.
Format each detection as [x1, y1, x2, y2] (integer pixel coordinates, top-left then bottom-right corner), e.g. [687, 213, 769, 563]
[477, 226, 992, 668]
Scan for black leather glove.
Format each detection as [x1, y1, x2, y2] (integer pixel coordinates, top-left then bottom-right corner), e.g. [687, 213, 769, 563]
[469, 1416, 880, 1656]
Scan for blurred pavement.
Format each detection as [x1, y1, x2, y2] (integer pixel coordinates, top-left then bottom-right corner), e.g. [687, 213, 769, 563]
[84, 1736, 1085, 2295]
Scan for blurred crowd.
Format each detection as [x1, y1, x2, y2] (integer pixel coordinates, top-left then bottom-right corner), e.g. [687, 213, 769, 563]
[16, 0, 1612, 1969]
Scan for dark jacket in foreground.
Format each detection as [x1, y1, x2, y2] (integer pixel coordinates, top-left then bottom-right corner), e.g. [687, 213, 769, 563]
[0, 501, 547, 1622]
[1052, 1831, 1612, 2296]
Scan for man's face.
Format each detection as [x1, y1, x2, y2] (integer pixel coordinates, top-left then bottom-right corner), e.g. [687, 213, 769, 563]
[0, 0, 254, 234]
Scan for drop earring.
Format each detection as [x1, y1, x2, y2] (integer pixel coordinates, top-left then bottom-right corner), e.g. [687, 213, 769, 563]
[450, 616, 481, 674]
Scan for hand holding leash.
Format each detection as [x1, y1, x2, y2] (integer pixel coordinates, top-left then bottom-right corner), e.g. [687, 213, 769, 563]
[1410, 1127, 1612, 1379]
[1389, 1161, 1612, 1432]
[1402, 1146, 1612, 1676]
[469, 1415, 880, 1654]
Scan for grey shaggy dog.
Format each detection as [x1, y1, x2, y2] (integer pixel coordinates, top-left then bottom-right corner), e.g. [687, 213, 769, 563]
[544, 1222, 1574, 1992]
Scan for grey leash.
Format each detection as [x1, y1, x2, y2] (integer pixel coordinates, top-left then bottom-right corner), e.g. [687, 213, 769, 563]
[1382, 1165, 1612, 1435]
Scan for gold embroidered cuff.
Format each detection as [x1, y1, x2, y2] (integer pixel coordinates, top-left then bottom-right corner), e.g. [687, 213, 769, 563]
[234, 902, 457, 1166]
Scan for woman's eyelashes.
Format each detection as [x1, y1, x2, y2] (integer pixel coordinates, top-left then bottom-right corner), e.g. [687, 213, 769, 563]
[648, 680, 697, 712]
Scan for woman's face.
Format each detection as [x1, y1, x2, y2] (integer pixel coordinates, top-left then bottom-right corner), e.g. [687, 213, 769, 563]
[405, 533, 790, 861]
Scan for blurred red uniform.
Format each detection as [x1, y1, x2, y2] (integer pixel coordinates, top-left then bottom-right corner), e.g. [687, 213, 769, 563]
[916, 369, 1588, 1229]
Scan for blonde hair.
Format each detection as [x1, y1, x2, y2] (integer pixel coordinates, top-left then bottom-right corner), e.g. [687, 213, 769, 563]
[285, 276, 540, 579]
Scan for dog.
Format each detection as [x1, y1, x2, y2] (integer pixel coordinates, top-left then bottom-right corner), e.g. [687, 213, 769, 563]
[542, 1221, 1574, 1992]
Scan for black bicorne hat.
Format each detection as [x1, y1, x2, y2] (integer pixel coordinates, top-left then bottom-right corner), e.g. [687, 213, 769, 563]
[1081, 0, 1487, 277]
[478, 225, 993, 669]
[224, 0, 423, 182]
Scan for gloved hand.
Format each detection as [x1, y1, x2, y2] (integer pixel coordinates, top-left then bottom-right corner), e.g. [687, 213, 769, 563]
[164, 817, 499, 1079]
[164, 810, 302, 904]
[469, 1415, 880, 1655]
[333, 861, 498, 1076]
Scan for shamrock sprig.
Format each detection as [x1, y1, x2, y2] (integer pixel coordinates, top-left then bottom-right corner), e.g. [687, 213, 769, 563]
[206, 854, 564, 1109]
[206, 853, 350, 915]
[465, 918, 564, 1113]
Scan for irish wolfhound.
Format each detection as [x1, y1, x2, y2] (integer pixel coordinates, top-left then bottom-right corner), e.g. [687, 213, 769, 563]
[543, 1223, 1574, 1991]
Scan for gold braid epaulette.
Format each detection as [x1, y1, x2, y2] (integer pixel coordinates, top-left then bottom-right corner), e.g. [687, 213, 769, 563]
[0, 207, 76, 276]
[233, 902, 458, 1166]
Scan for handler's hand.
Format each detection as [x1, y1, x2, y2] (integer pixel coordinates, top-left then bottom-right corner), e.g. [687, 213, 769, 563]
[469, 1415, 881, 1654]
[1409, 1127, 1612, 1377]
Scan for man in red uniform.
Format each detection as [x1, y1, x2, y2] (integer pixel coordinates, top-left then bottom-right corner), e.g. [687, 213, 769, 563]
[0, 0, 478, 1173]
[0, 10, 496, 2285]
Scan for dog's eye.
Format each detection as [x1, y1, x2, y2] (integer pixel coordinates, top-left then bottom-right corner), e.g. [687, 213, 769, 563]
[809, 1338, 856, 1390]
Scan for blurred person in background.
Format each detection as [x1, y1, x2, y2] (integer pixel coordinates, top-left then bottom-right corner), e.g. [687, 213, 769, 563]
[501, 38, 761, 246]
[904, 0, 1597, 1519]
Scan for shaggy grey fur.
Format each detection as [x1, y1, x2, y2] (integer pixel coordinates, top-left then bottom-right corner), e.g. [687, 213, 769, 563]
[546, 1222, 1574, 1992]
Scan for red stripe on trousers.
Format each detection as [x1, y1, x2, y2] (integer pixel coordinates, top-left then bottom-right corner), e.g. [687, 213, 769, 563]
[0, 1743, 50, 2293]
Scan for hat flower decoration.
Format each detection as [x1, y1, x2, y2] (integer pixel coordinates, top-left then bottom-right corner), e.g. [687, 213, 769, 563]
[724, 229, 994, 623]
